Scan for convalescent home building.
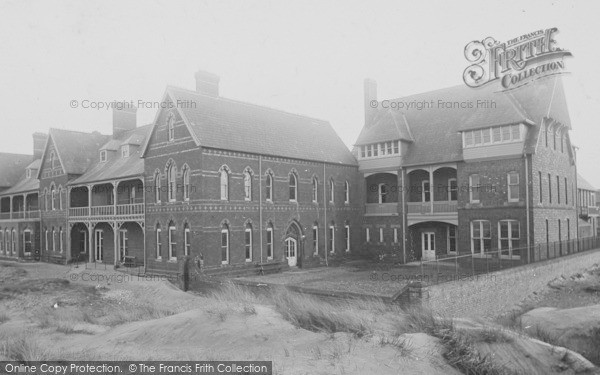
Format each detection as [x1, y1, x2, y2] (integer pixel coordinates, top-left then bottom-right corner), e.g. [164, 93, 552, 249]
[577, 174, 598, 238]
[0, 136, 46, 260]
[355, 75, 577, 263]
[140, 71, 361, 274]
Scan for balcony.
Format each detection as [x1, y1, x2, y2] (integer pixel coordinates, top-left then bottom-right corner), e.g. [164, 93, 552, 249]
[407, 200, 458, 225]
[69, 203, 144, 220]
[0, 210, 41, 220]
[588, 206, 599, 216]
[365, 203, 398, 216]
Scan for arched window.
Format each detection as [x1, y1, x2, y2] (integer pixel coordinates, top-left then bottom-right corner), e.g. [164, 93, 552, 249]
[245, 223, 253, 262]
[265, 171, 273, 201]
[182, 165, 190, 201]
[51, 227, 56, 252]
[244, 168, 252, 201]
[43, 188, 48, 211]
[167, 161, 177, 202]
[344, 181, 350, 204]
[289, 172, 297, 201]
[44, 228, 49, 252]
[167, 112, 175, 141]
[220, 166, 229, 201]
[58, 186, 63, 210]
[11, 229, 16, 255]
[312, 177, 318, 203]
[184, 223, 191, 256]
[59, 227, 63, 253]
[344, 221, 350, 252]
[168, 221, 176, 260]
[154, 170, 161, 203]
[312, 222, 319, 254]
[51, 185, 56, 210]
[221, 224, 230, 264]
[155, 223, 162, 259]
[329, 179, 335, 203]
[266, 222, 274, 259]
[378, 183, 388, 204]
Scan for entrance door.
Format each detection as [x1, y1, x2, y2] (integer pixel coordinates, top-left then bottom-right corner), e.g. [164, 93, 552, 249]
[285, 237, 297, 267]
[94, 230, 103, 262]
[119, 229, 128, 262]
[79, 230, 87, 257]
[422, 232, 436, 260]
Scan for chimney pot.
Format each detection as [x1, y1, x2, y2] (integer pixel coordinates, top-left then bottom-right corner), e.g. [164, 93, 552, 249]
[195, 70, 220, 96]
[32, 132, 47, 159]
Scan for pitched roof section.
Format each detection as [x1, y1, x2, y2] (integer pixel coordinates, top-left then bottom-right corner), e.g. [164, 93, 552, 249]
[0, 153, 33, 189]
[577, 173, 596, 191]
[49, 129, 110, 176]
[355, 76, 570, 166]
[0, 175, 39, 196]
[163, 86, 356, 165]
[71, 125, 152, 185]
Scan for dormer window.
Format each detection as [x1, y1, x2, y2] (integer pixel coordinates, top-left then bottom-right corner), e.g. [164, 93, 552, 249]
[25, 169, 31, 179]
[463, 124, 522, 148]
[359, 141, 400, 160]
[121, 145, 130, 158]
[100, 150, 107, 162]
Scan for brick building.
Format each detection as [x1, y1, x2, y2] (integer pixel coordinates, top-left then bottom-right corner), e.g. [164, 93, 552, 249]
[355, 75, 577, 263]
[140, 71, 361, 274]
[577, 174, 598, 238]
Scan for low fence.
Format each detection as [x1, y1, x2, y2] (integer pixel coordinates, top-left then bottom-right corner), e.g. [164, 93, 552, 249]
[418, 236, 600, 285]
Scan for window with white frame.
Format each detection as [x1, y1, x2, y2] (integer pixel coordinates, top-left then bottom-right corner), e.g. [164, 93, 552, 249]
[182, 165, 190, 201]
[366, 227, 370, 242]
[168, 224, 176, 261]
[43, 189, 48, 211]
[289, 173, 297, 201]
[344, 181, 350, 204]
[328, 222, 335, 253]
[220, 167, 229, 201]
[184, 224, 191, 256]
[393, 228, 398, 244]
[130, 185, 136, 204]
[266, 224, 273, 259]
[469, 174, 480, 203]
[471, 220, 491, 255]
[312, 177, 318, 203]
[167, 162, 177, 202]
[221, 224, 229, 264]
[245, 223, 253, 262]
[329, 179, 335, 203]
[59, 227, 63, 253]
[119, 229, 128, 261]
[265, 172, 273, 201]
[344, 224, 350, 252]
[312, 223, 318, 254]
[58, 187, 63, 210]
[463, 124, 522, 148]
[0, 229, 3, 253]
[51, 187, 56, 210]
[448, 178, 458, 201]
[167, 112, 175, 141]
[121, 145, 129, 158]
[154, 171, 161, 203]
[155, 224, 162, 259]
[244, 168, 252, 201]
[498, 220, 520, 257]
[52, 228, 56, 252]
[378, 183, 388, 203]
[447, 226, 457, 254]
[379, 227, 384, 243]
[45, 229, 49, 252]
[422, 180, 431, 202]
[11, 229, 16, 255]
[100, 150, 107, 162]
[508, 172, 519, 202]
[359, 141, 400, 159]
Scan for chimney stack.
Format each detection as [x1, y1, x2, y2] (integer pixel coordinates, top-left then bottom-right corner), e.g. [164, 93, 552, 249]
[113, 105, 137, 138]
[364, 78, 378, 127]
[195, 70, 220, 96]
[32, 132, 47, 159]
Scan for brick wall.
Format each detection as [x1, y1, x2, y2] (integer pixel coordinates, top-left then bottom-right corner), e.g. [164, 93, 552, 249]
[425, 249, 600, 319]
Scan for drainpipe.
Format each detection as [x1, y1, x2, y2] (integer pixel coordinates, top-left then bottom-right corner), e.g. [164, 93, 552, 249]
[323, 162, 328, 267]
[401, 168, 407, 264]
[525, 154, 531, 263]
[259, 156, 263, 263]
[143, 177, 147, 274]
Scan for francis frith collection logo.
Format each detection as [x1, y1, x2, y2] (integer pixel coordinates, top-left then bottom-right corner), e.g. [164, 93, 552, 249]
[463, 27, 572, 90]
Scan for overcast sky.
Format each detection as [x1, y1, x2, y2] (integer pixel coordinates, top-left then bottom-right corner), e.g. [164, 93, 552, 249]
[1, 0, 599, 186]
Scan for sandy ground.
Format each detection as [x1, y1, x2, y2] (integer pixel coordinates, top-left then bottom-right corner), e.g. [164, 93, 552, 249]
[1, 260, 599, 374]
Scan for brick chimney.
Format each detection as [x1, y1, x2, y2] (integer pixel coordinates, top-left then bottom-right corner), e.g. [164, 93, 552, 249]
[195, 70, 220, 96]
[32, 132, 47, 159]
[113, 105, 137, 138]
[364, 78, 378, 127]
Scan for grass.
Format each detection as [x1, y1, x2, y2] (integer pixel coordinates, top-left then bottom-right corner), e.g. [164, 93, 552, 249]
[0, 311, 9, 324]
[0, 330, 49, 361]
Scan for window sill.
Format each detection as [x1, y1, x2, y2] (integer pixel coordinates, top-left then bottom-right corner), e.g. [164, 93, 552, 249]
[471, 253, 493, 258]
[168, 258, 177, 263]
[245, 259, 252, 263]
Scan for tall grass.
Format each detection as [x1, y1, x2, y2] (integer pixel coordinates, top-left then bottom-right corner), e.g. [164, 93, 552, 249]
[0, 330, 49, 361]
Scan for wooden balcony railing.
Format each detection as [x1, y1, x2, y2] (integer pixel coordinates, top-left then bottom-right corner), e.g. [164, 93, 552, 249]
[365, 203, 398, 216]
[407, 200, 457, 214]
[69, 204, 144, 218]
[0, 210, 41, 220]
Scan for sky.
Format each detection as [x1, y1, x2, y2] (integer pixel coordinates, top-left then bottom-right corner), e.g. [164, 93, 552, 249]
[0, 0, 599, 185]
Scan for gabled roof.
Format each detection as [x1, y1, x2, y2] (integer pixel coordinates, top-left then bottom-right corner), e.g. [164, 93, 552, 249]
[0, 174, 39, 196]
[0, 153, 33, 189]
[70, 125, 152, 185]
[142, 86, 357, 166]
[577, 173, 596, 191]
[38, 129, 110, 179]
[355, 76, 570, 166]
